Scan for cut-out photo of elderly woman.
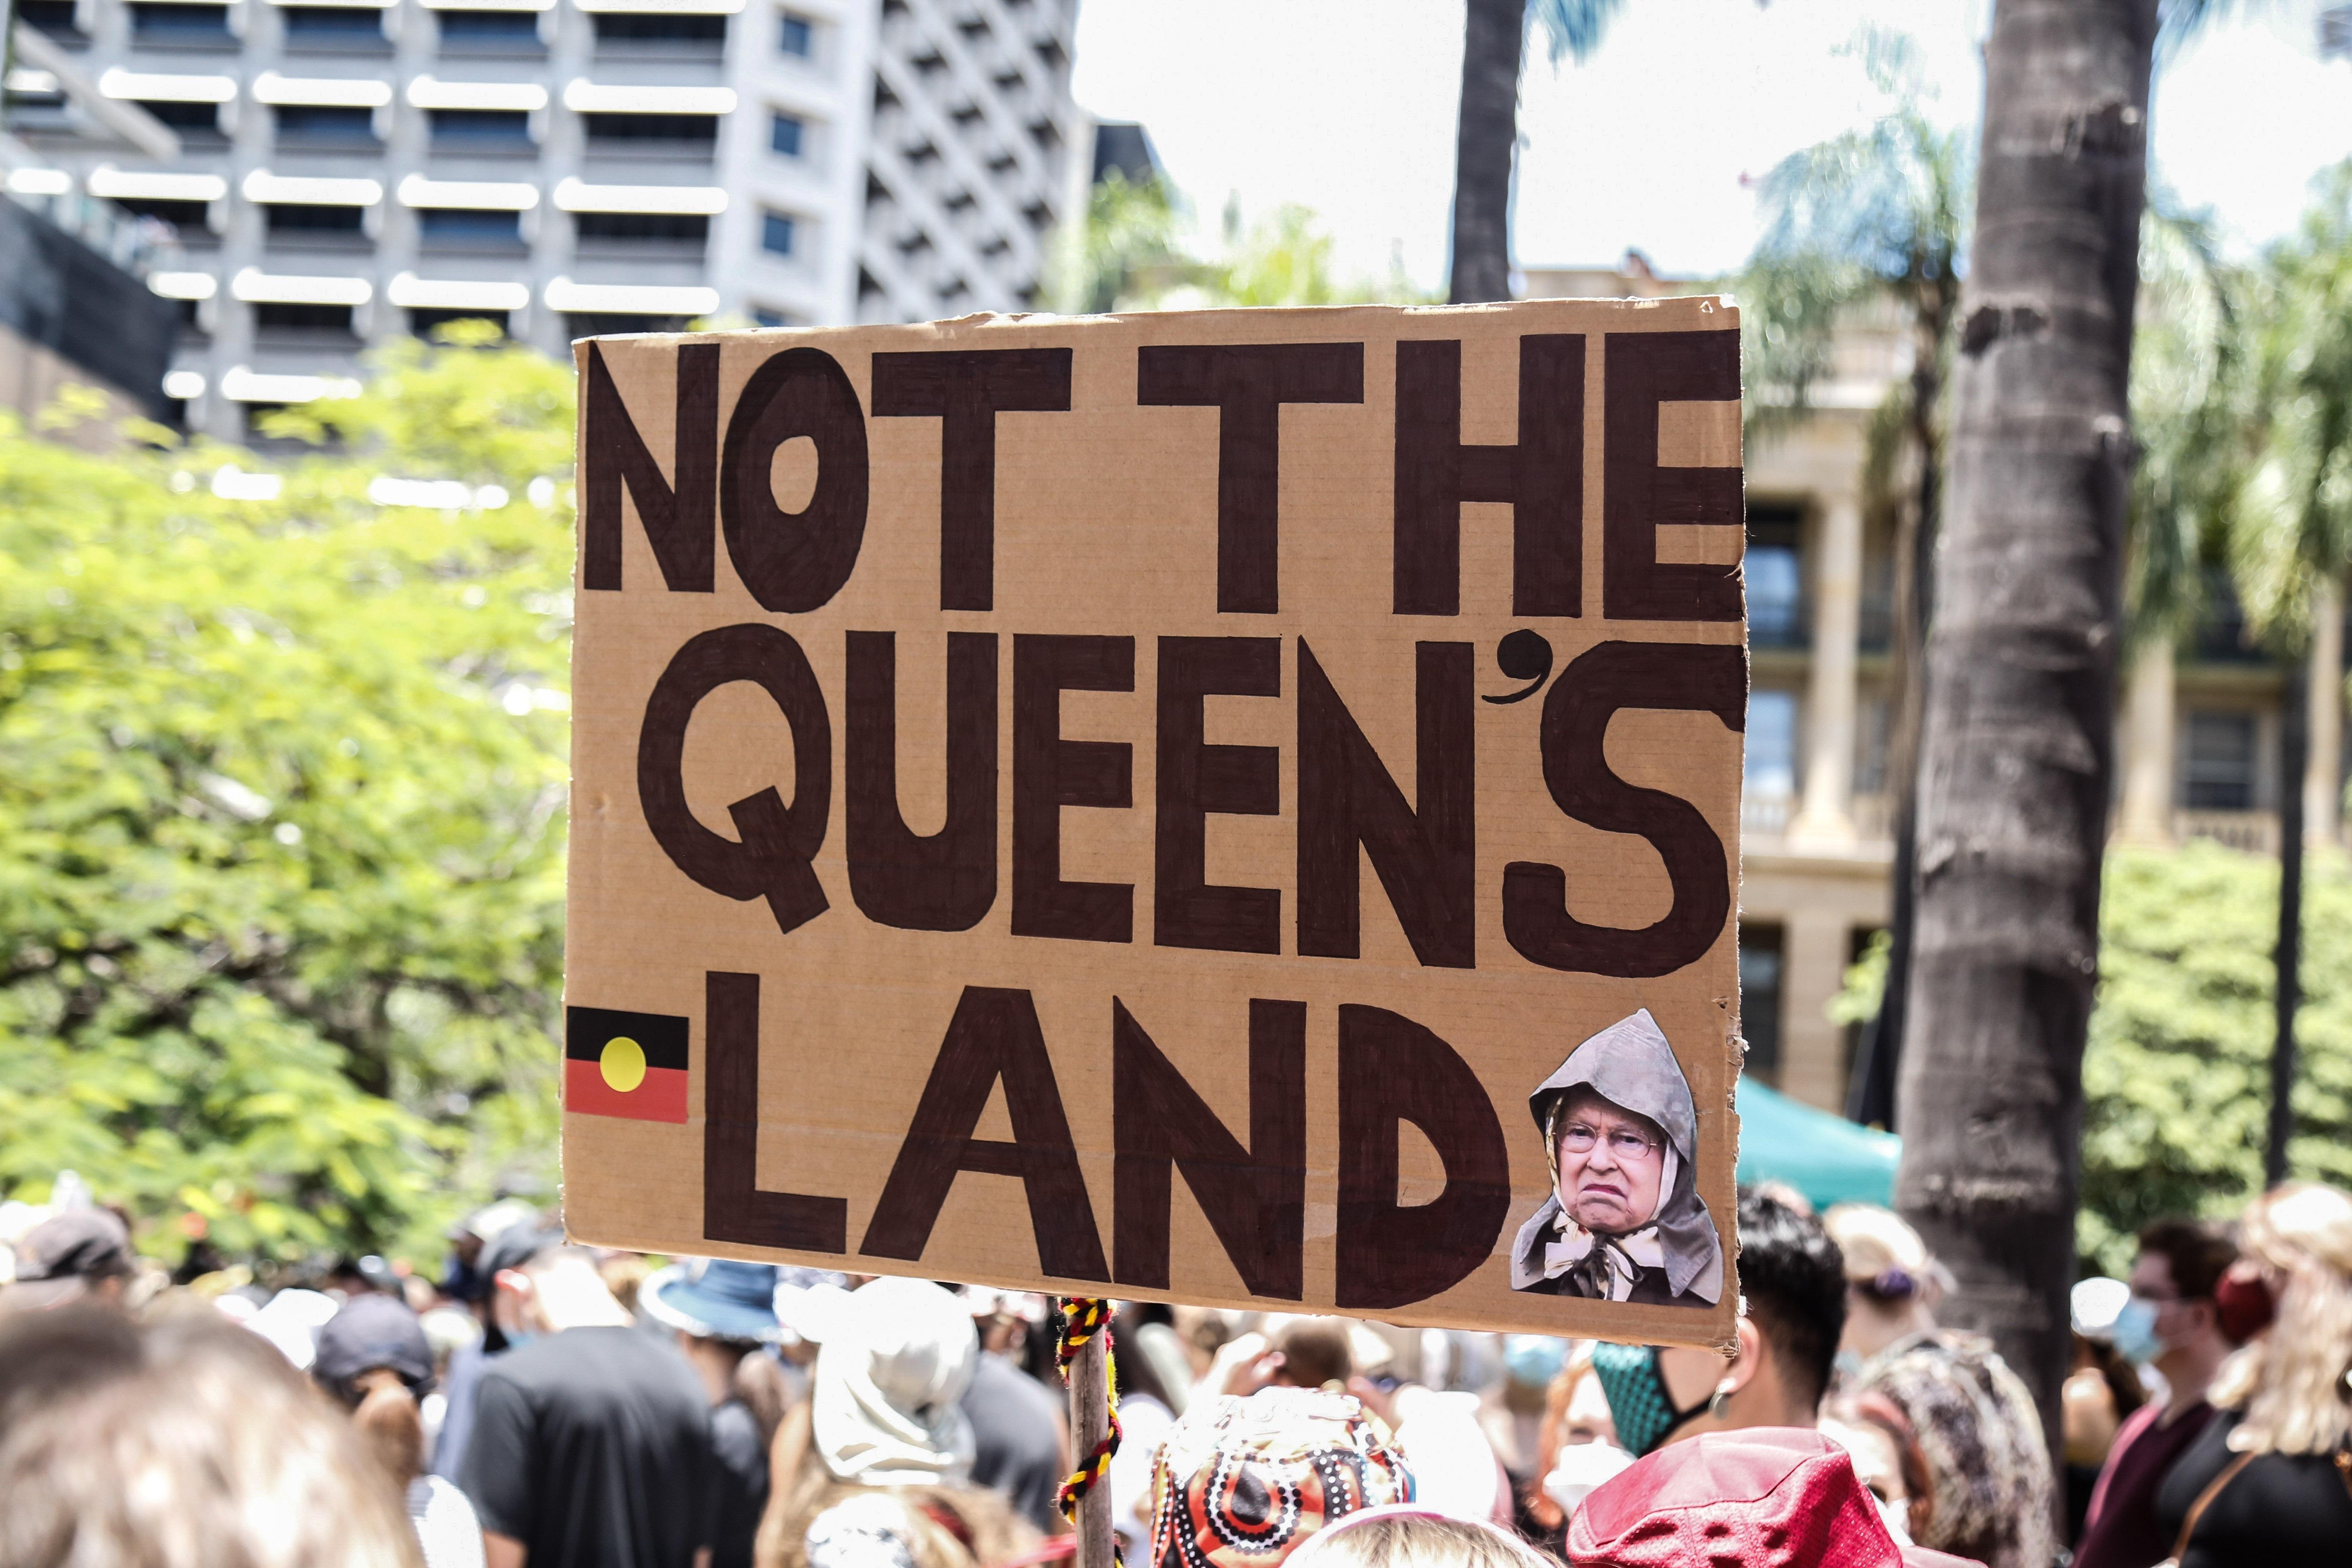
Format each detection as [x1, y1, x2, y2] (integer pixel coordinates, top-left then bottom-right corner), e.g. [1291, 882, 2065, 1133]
[1509, 1009, 1724, 1306]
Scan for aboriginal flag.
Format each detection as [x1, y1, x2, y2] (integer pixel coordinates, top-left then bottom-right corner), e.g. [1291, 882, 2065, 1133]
[565, 1007, 689, 1124]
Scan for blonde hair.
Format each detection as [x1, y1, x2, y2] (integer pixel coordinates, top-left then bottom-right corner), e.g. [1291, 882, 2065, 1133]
[0, 1308, 420, 1568]
[2208, 1182, 2352, 1456]
[1294, 1516, 1554, 1568]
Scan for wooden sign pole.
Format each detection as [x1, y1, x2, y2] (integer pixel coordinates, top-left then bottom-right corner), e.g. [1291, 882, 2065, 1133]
[1070, 1326, 1115, 1568]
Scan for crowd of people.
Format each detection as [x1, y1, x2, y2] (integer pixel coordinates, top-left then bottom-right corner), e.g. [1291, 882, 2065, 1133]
[2, 1176, 2349, 1568]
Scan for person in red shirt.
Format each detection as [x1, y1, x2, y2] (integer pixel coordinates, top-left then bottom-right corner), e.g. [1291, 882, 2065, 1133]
[2073, 1219, 2239, 1568]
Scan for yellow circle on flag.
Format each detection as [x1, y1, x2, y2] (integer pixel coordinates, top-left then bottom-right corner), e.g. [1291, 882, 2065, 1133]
[599, 1036, 647, 1093]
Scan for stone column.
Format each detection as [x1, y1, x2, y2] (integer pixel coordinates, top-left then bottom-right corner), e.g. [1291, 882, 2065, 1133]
[1789, 495, 1862, 846]
[2116, 634, 2176, 844]
[1779, 909, 1854, 1112]
[2308, 581, 2343, 849]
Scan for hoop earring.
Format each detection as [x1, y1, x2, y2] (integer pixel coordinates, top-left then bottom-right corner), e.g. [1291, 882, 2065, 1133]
[1707, 1381, 1734, 1419]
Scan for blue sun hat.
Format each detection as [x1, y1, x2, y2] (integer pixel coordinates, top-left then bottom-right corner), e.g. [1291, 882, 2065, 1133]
[640, 1257, 785, 1343]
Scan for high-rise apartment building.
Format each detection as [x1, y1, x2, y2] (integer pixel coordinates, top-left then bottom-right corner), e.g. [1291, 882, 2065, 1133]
[4, 0, 1080, 440]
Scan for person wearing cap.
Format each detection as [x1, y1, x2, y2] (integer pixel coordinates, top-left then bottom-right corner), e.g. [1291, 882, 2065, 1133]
[642, 1258, 793, 1568]
[458, 1231, 717, 1568]
[315, 1292, 488, 1568]
[431, 1216, 566, 1482]
[756, 1277, 1032, 1568]
[1565, 1427, 1981, 1567]
[442, 1199, 541, 1306]
[1510, 1010, 1723, 1307]
[1145, 1385, 1415, 1568]
[3, 1208, 136, 1312]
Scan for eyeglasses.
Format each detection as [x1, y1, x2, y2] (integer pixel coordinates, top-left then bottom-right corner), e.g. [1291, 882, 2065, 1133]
[1559, 1122, 1660, 1160]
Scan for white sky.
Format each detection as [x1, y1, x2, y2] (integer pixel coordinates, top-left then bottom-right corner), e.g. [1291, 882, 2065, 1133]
[1070, 0, 2352, 292]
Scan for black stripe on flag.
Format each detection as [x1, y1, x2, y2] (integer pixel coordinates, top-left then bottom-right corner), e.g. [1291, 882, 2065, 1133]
[565, 1007, 689, 1073]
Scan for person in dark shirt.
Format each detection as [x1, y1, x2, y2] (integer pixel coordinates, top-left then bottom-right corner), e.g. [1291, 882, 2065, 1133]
[434, 1216, 564, 1482]
[2074, 1219, 2237, 1568]
[2151, 1183, 2352, 1568]
[457, 1237, 714, 1568]
[957, 1289, 1065, 1533]
[640, 1258, 791, 1568]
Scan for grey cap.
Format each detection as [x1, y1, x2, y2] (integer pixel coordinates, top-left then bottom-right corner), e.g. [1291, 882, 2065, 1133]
[7, 1210, 134, 1310]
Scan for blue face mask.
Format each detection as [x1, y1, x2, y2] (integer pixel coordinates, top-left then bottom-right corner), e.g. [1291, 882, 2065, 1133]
[2109, 1298, 2161, 1365]
[1591, 1342, 1714, 1457]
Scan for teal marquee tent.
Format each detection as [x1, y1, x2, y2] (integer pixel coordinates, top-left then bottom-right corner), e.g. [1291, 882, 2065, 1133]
[1732, 1078, 1901, 1210]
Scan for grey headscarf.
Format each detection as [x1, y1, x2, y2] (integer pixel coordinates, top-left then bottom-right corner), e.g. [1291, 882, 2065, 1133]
[1509, 1009, 1723, 1304]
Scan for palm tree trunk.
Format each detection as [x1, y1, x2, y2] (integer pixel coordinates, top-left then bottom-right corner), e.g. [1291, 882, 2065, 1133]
[1850, 294, 1958, 1126]
[1895, 0, 2156, 1475]
[2271, 653, 2306, 1184]
[1448, 0, 1523, 304]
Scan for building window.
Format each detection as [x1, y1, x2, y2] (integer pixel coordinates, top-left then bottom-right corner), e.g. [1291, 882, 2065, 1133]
[136, 100, 223, 133]
[2184, 711, 2257, 810]
[280, 5, 384, 38]
[254, 300, 355, 333]
[1746, 689, 1798, 802]
[761, 211, 794, 256]
[110, 196, 213, 234]
[2192, 567, 2266, 663]
[128, 1, 231, 41]
[436, 9, 539, 42]
[573, 211, 709, 244]
[770, 112, 803, 156]
[429, 108, 533, 147]
[273, 104, 378, 144]
[265, 202, 367, 234]
[417, 207, 523, 243]
[1738, 925, 1785, 1085]
[582, 112, 720, 147]
[778, 11, 811, 54]
[1747, 505, 1805, 649]
[565, 311, 686, 338]
[19, 0, 82, 37]
[594, 11, 724, 43]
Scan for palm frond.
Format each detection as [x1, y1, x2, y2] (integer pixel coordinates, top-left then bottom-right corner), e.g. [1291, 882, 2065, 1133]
[1527, 0, 1627, 66]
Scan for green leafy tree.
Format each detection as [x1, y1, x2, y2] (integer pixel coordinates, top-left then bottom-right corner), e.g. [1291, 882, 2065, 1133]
[2081, 843, 2352, 1273]
[1044, 170, 1185, 315]
[1049, 179, 1429, 314]
[0, 325, 575, 1268]
[1830, 841, 2352, 1278]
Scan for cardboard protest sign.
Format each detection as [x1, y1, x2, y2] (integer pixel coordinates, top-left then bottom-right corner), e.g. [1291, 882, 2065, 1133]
[563, 297, 1746, 1347]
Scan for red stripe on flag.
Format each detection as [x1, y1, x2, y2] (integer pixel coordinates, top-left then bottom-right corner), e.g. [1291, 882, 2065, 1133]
[564, 1058, 689, 1124]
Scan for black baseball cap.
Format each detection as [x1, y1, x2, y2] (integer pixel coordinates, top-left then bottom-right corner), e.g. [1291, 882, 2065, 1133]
[313, 1293, 434, 1400]
[478, 1220, 568, 1281]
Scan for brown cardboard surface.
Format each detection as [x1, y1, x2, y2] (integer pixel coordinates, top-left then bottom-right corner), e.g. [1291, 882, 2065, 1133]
[563, 297, 1747, 1350]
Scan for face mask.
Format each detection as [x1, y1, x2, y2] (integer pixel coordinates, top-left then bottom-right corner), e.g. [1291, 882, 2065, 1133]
[2109, 1298, 2162, 1365]
[2215, 1269, 2275, 1344]
[1541, 1439, 1635, 1513]
[1590, 1342, 1714, 1458]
